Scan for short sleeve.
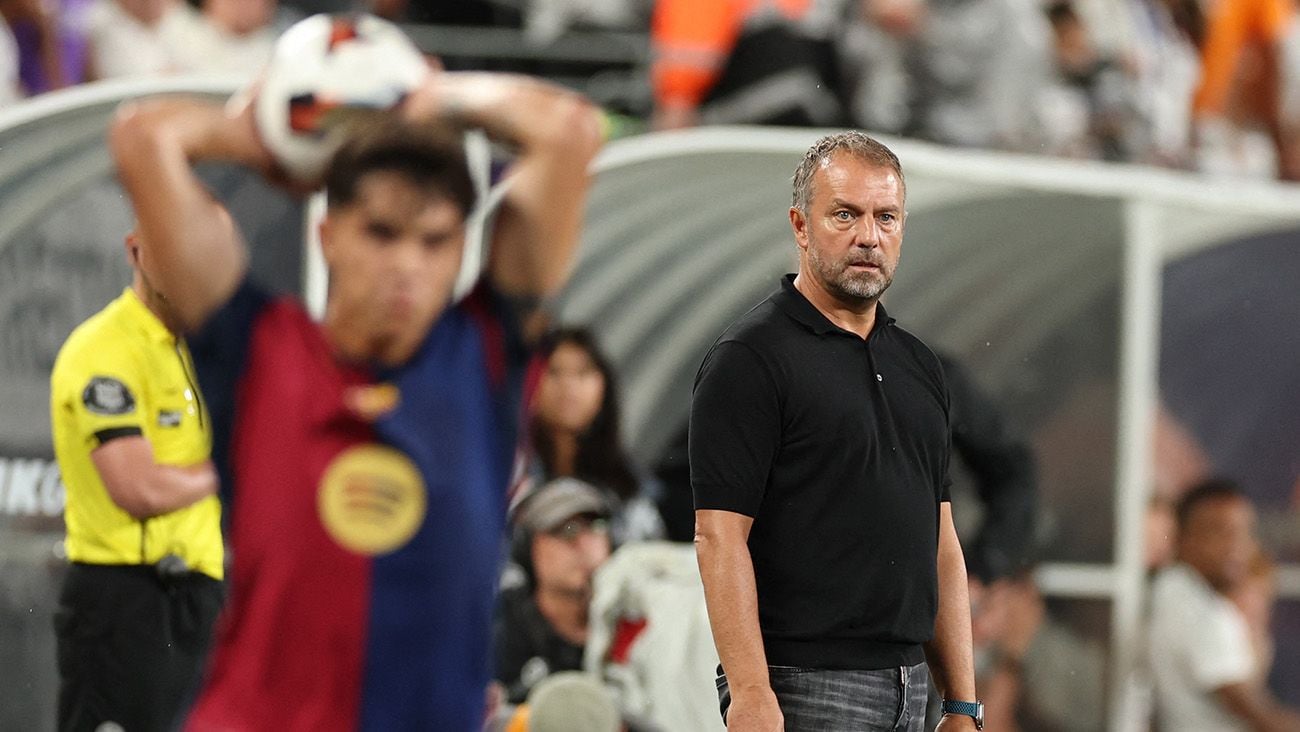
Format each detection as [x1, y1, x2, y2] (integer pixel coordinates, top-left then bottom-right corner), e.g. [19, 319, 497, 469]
[1187, 600, 1255, 690]
[60, 353, 147, 448]
[689, 340, 782, 517]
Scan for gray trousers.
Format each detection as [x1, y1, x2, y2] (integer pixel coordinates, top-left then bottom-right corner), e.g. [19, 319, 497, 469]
[718, 662, 931, 731]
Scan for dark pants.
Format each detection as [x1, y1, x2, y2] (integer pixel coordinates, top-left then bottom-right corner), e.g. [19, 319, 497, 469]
[55, 563, 224, 732]
[718, 662, 931, 732]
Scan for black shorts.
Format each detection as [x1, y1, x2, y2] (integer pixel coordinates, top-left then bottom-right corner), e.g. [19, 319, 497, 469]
[55, 563, 224, 732]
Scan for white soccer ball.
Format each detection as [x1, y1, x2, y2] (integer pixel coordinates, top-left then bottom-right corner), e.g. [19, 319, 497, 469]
[252, 13, 430, 184]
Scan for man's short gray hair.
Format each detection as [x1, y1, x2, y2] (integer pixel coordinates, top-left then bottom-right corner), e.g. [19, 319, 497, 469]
[792, 131, 905, 212]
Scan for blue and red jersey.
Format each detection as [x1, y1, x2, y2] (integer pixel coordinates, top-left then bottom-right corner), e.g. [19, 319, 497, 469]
[184, 279, 528, 731]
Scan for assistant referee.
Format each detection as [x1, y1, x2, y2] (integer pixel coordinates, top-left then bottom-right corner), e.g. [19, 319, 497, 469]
[50, 230, 224, 732]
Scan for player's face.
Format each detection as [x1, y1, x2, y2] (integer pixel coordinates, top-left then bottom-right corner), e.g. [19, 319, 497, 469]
[321, 172, 465, 363]
[535, 343, 606, 435]
[1179, 497, 1257, 591]
[792, 153, 905, 305]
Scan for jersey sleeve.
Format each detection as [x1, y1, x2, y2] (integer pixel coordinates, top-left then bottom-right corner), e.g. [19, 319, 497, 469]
[689, 340, 782, 517]
[58, 348, 148, 448]
[187, 277, 272, 505]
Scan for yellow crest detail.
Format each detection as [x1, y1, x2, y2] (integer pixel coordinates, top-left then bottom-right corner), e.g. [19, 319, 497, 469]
[318, 444, 426, 556]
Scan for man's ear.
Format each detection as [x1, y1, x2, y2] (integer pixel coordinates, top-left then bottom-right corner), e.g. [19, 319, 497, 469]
[789, 206, 809, 252]
[124, 231, 141, 266]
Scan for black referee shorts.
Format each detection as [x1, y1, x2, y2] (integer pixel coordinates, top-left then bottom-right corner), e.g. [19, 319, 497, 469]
[54, 563, 224, 732]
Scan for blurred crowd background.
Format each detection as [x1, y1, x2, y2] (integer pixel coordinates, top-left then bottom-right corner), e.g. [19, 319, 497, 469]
[4, 0, 1300, 179]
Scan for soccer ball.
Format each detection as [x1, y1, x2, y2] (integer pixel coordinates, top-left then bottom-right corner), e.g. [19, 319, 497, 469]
[252, 13, 430, 184]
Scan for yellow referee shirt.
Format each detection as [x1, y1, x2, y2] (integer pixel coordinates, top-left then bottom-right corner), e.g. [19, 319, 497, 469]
[50, 288, 223, 580]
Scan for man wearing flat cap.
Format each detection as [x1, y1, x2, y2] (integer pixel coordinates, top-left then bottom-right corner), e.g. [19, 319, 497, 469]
[494, 478, 615, 703]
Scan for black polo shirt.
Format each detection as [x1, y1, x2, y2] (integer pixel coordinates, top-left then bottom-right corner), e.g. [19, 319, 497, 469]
[691, 274, 951, 670]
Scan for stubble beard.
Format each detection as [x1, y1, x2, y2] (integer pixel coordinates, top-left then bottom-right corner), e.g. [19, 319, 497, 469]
[808, 244, 894, 304]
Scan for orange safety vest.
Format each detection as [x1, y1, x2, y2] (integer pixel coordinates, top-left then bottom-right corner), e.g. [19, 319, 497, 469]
[1192, 0, 1294, 118]
[651, 0, 814, 109]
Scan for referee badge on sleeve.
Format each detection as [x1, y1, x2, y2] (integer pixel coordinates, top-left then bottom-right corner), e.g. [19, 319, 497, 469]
[82, 376, 136, 415]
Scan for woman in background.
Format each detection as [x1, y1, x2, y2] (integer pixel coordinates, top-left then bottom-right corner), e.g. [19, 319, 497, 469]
[527, 327, 664, 544]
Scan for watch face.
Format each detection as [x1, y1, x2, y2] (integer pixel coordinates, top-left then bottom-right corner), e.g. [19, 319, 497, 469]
[976, 702, 986, 729]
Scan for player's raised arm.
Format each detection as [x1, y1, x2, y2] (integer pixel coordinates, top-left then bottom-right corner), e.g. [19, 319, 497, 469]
[403, 73, 605, 300]
[108, 98, 269, 333]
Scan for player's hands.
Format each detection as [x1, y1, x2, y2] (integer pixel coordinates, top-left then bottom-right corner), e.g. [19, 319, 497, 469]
[727, 685, 783, 731]
[399, 69, 515, 130]
[224, 80, 319, 194]
[396, 61, 449, 124]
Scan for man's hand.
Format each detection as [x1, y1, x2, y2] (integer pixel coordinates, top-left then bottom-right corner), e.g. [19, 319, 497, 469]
[935, 712, 980, 731]
[727, 684, 783, 732]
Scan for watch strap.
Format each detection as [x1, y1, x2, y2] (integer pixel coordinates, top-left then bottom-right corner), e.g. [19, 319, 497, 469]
[942, 699, 983, 727]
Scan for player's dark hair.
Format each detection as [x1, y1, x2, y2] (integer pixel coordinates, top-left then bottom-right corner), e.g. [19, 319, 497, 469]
[1175, 477, 1246, 531]
[324, 118, 476, 216]
[530, 327, 640, 501]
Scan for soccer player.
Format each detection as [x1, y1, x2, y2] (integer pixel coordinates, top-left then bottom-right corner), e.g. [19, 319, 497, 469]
[108, 69, 602, 729]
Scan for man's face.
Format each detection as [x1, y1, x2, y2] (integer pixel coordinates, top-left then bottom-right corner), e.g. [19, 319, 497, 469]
[320, 172, 465, 363]
[1179, 496, 1257, 592]
[531, 514, 612, 597]
[791, 153, 905, 304]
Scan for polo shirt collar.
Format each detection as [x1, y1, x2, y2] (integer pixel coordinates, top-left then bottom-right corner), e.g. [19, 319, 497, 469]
[118, 287, 174, 344]
[774, 274, 895, 337]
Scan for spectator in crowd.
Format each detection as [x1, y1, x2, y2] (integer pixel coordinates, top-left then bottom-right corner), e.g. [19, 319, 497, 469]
[844, 0, 1055, 151]
[1191, 0, 1300, 178]
[495, 478, 615, 704]
[526, 327, 664, 544]
[0, 0, 76, 92]
[0, 16, 22, 104]
[1231, 549, 1280, 692]
[1148, 478, 1300, 732]
[85, 0, 291, 80]
[1042, 0, 1135, 160]
[48, 228, 225, 731]
[83, 0, 185, 80]
[163, 0, 296, 76]
[1120, 0, 1202, 167]
[649, 0, 843, 129]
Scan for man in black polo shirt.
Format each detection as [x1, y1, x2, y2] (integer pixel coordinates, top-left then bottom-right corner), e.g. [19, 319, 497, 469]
[691, 132, 981, 731]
